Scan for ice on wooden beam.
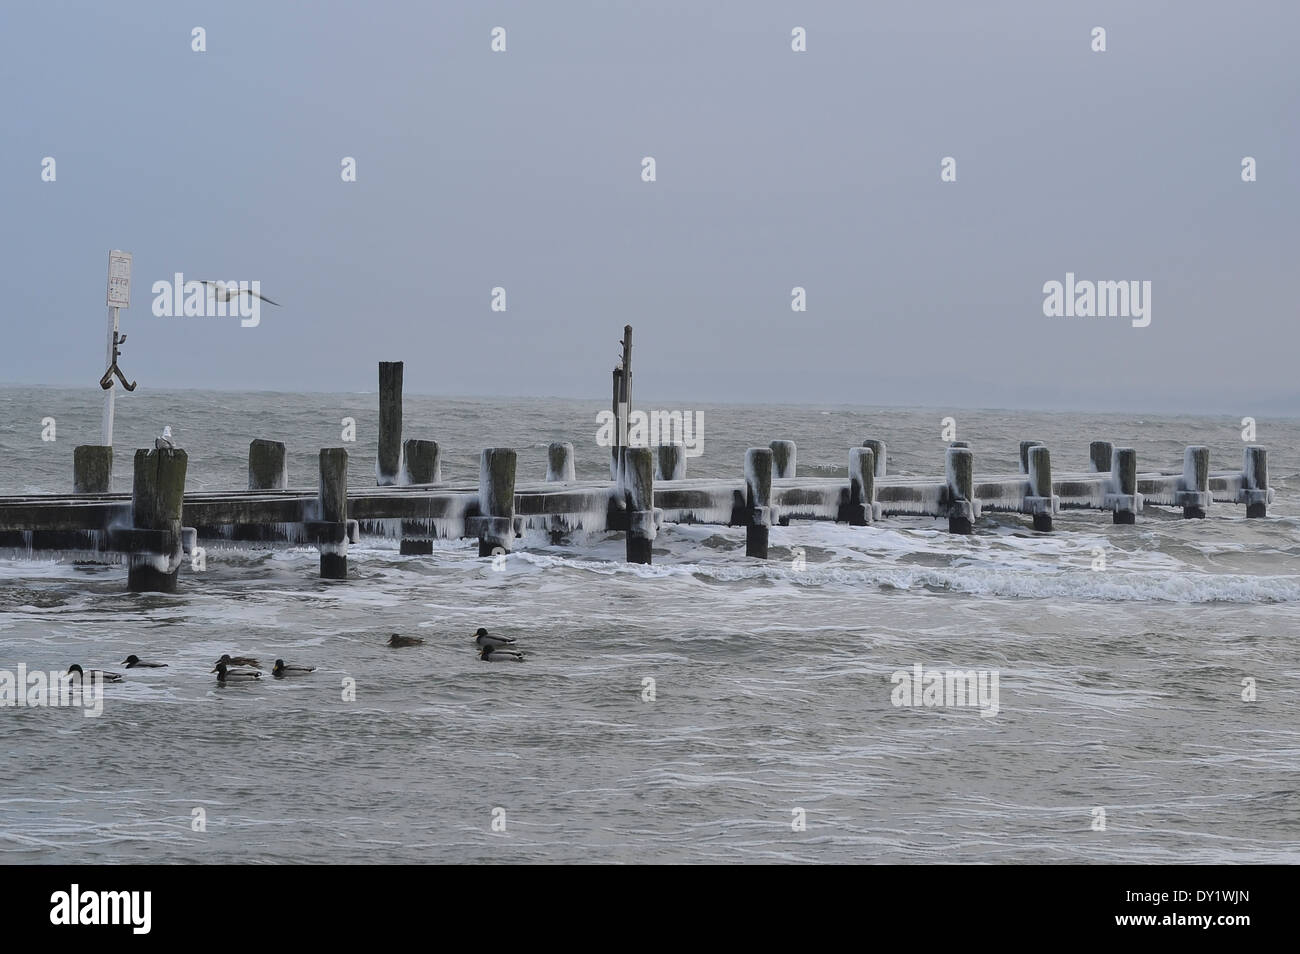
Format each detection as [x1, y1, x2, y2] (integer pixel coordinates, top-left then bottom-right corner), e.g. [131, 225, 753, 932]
[656, 443, 685, 481]
[1025, 445, 1058, 532]
[745, 448, 773, 558]
[861, 440, 887, 478]
[623, 446, 655, 564]
[476, 448, 516, 557]
[1240, 446, 1270, 518]
[74, 446, 113, 494]
[945, 446, 976, 534]
[377, 361, 404, 486]
[1177, 445, 1211, 519]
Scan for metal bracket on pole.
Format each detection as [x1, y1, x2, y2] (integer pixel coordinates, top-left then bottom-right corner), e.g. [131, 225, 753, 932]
[98, 331, 137, 391]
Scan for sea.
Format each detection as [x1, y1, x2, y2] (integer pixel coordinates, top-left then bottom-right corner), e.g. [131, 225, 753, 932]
[1, 387, 1298, 863]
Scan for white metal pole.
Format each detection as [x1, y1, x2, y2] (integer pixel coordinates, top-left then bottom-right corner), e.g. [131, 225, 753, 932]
[101, 305, 118, 446]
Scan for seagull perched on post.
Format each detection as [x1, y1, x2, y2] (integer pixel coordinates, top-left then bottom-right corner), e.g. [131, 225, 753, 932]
[198, 280, 280, 307]
[155, 425, 174, 450]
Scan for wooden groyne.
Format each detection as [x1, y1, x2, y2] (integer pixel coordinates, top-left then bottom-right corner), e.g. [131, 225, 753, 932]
[0, 329, 1277, 592]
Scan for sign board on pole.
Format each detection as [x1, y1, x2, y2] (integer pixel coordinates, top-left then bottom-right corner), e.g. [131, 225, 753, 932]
[107, 250, 132, 308]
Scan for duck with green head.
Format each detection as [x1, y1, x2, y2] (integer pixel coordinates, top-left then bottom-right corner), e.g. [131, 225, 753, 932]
[272, 659, 316, 677]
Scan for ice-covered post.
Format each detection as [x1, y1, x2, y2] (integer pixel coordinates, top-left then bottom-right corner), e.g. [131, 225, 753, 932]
[478, 448, 516, 558]
[1243, 446, 1269, 518]
[656, 442, 685, 481]
[624, 446, 655, 564]
[403, 439, 441, 484]
[1026, 445, 1055, 532]
[745, 448, 773, 558]
[770, 440, 796, 479]
[546, 442, 575, 482]
[317, 448, 349, 579]
[127, 448, 188, 593]
[1089, 441, 1114, 474]
[846, 446, 876, 527]
[377, 361, 403, 486]
[610, 367, 622, 481]
[1178, 445, 1210, 519]
[945, 446, 974, 535]
[1019, 440, 1044, 474]
[1110, 447, 1139, 525]
[73, 446, 113, 494]
[861, 440, 887, 478]
[248, 439, 287, 490]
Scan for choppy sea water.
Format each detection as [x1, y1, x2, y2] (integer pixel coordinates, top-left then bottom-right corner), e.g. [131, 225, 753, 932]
[1, 387, 1298, 863]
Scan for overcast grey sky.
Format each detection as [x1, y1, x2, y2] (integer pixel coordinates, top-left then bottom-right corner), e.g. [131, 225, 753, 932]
[2, 1, 1296, 412]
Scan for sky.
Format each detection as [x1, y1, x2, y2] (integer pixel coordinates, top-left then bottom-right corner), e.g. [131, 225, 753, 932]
[1, 0, 1296, 413]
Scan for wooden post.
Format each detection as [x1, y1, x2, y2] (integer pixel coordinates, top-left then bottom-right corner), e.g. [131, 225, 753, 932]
[127, 448, 188, 593]
[1019, 440, 1044, 474]
[73, 445, 113, 494]
[377, 361, 403, 486]
[846, 446, 875, 527]
[656, 443, 685, 481]
[1243, 446, 1269, 518]
[397, 439, 439, 554]
[403, 439, 441, 484]
[1027, 445, 1054, 532]
[745, 448, 772, 558]
[946, 446, 974, 534]
[610, 367, 622, 481]
[618, 326, 632, 483]
[1111, 447, 1138, 524]
[1180, 445, 1210, 519]
[248, 439, 287, 490]
[770, 440, 796, 479]
[861, 440, 887, 478]
[547, 442, 575, 482]
[235, 440, 287, 542]
[318, 448, 349, 579]
[478, 448, 516, 557]
[624, 446, 655, 564]
[1089, 440, 1114, 474]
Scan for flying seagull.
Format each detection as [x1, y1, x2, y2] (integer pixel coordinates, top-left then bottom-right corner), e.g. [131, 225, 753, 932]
[155, 425, 174, 450]
[198, 280, 280, 307]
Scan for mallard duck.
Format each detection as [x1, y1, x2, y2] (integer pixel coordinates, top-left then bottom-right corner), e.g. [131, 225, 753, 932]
[478, 646, 525, 663]
[122, 655, 167, 668]
[387, 634, 424, 648]
[214, 654, 260, 668]
[272, 659, 316, 677]
[473, 627, 516, 649]
[212, 662, 260, 682]
[65, 664, 123, 683]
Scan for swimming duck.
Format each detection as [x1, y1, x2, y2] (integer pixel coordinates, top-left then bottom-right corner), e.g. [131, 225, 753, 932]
[65, 664, 123, 683]
[214, 654, 260, 668]
[473, 627, 516, 649]
[387, 634, 424, 648]
[479, 646, 526, 663]
[122, 655, 167, 669]
[212, 662, 261, 682]
[272, 659, 316, 677]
